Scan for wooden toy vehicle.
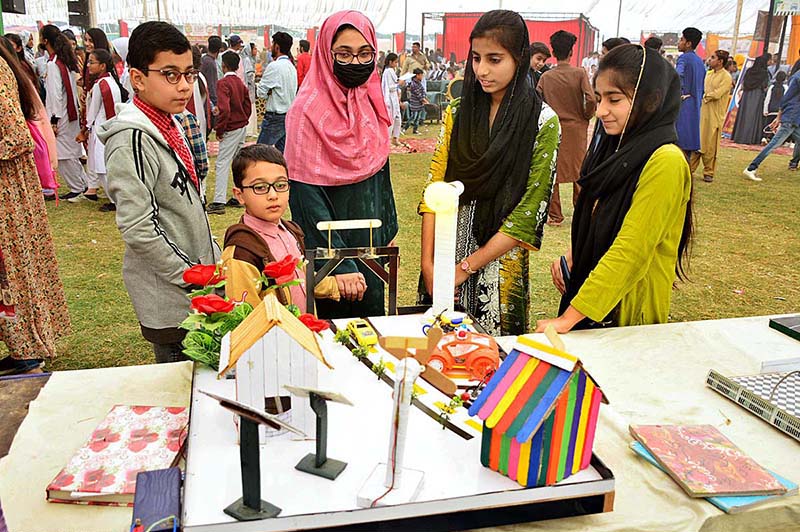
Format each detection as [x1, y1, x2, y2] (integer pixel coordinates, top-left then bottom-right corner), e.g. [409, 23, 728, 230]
[346, 319, 379, 346]
[427, 330, 500, 381]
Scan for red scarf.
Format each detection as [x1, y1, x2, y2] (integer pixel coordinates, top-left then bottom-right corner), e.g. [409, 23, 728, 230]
[133, 96, 199, 189]
[96, 74, 117, 121]
[52, 56, 78, 121]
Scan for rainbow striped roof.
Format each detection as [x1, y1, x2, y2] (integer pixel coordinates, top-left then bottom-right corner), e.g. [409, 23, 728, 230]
[468, 336, 607, 487]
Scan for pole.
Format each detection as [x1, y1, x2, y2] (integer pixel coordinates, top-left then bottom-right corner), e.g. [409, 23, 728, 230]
[0, 10, 4, 35]
[776, 15, 788, 66]
[616, 0, 622, 37]
[763, 0, 776, 56]
[156, 0, 161, 21]
[732, 0, 744, 54]
[403, 0, 408, 53]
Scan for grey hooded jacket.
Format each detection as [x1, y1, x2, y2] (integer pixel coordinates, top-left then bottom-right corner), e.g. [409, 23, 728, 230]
[97, 103, 220, 332]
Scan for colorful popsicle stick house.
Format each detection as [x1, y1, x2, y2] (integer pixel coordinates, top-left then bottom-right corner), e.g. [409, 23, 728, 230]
[468, 335, 607, 487]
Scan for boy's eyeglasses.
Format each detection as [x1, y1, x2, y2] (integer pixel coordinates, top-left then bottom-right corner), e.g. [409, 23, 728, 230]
[241, 181, 290, 195]
[140, 68, 200, 84]
[331, 50, 376, 65]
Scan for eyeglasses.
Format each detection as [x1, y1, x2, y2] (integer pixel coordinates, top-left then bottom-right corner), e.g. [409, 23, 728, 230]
[240, 180, 290, 195]
[140, 68, 199, 84]
[331, 50, 376, 65]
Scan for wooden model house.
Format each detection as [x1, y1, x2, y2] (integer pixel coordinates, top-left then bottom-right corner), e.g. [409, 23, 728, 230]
[468, 336, 607, 487]
[218, 294, 333, 442]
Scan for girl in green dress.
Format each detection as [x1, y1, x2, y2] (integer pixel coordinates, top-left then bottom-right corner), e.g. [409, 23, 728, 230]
[537, 45, 694, 333]
[418, 10, 560, 336]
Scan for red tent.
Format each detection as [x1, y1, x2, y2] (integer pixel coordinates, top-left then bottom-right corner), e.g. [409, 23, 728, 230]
[441, 12, 597, 67]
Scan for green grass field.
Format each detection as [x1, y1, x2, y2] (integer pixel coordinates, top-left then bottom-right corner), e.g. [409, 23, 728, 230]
[9, 123, 798, 371]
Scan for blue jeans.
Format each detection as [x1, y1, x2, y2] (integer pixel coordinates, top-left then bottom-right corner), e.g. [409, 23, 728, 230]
[257, 112, 286, 152]
[406, 110, 425, 132]
[747, 122, 800, 170]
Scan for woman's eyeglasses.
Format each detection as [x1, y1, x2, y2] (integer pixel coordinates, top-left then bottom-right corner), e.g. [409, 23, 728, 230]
[140, 68, 200, 84]
[240, 181, 290, 195]
[331, 50, 376, 65]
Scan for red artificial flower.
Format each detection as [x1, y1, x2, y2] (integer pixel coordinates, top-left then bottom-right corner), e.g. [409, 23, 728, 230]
[190, 294, 235, 315]
[298, 313, 330, 333]
[183, 264, 224, 286]
[263, 255, 300, 285]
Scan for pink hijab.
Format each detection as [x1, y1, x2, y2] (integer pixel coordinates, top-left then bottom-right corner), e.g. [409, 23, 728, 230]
[285, 11, 391, 186]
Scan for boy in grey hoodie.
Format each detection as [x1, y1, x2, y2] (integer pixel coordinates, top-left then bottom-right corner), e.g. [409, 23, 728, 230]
[97, 22, 219, 363]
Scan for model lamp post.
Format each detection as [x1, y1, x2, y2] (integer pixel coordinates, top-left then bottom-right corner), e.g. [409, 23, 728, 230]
[199, 390, 305, 521]
[286, 385, 354, 481]
[423, 181, 464, 314]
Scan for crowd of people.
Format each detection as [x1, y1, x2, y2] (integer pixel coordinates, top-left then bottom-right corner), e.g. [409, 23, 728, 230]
[0, 9, 794, 373]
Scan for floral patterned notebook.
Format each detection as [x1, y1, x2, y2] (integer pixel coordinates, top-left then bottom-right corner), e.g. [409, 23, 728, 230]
[46, 405, 189, 506]
[629, 424, 787, 497]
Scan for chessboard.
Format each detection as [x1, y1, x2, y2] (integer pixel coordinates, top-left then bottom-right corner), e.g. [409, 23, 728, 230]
[731, 372, 799, 417]
[707, 369, 800, 442]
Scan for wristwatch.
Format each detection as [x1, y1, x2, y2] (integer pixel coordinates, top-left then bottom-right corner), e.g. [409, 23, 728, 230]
[460, 259, 477, 275]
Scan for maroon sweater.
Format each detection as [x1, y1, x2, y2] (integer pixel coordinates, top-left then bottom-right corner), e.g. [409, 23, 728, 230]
[216, 73, 252, 135]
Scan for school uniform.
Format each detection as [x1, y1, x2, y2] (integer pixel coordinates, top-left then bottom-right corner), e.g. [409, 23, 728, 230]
[45, 57, 87, 194]
[213, 72, 252, 205]
[85, 74, 122, 193]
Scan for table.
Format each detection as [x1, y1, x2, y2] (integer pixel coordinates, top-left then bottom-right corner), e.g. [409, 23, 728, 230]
[1, 316, 798, 532]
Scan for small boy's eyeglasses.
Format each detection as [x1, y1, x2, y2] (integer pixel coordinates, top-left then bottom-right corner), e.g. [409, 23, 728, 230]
[241, 181, 290, 195]
[140, 68, 200, 84]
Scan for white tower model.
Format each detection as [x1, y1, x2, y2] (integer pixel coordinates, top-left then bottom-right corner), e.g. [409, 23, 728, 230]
[384, 357, 424, 488]
[423, 181, 464, 314]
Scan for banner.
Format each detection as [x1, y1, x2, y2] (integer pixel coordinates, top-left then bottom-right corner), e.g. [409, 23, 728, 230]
[394, 31, 405, 53]
[775, 0, 800, 15]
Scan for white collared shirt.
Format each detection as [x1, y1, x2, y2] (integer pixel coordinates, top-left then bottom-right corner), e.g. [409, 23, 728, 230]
[257, 55, 298, 114]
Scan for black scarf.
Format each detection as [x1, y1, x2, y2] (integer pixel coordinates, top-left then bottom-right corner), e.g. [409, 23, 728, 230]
[560, 46, 681, 326]
[742, 55, 770, 91]
[444, 25, 541, 247]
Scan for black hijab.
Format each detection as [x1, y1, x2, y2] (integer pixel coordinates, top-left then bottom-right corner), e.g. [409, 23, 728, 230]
[560, 45, 681, 324]
[444, 10, 542, 247]
[742, 55, 770, 91]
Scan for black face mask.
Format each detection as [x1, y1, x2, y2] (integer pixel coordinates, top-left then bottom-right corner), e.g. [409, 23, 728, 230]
[333, 61, 374, 88]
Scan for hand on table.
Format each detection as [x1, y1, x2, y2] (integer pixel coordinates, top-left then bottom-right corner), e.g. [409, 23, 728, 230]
[334, 272, 367, 302]
[534, 316, 574, 334]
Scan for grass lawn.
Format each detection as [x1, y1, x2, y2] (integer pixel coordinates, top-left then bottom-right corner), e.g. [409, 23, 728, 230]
[11, 123, 798, 370]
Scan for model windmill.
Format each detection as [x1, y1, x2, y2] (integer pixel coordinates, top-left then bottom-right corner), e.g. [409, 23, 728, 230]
[357, 326, 450, 507]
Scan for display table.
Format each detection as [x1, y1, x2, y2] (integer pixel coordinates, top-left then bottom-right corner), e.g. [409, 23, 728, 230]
[0, 316, 798, 532]
[182, 330, 613, 532]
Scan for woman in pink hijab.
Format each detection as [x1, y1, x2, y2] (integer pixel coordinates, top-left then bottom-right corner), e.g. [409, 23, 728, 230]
[285, 10, 397, 319]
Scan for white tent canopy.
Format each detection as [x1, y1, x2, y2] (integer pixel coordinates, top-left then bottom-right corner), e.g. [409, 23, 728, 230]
[4, 0, 772, 40]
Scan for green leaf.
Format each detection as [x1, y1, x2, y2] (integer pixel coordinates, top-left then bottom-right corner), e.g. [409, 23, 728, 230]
[179, 312, 208, 331]
[286, 304, 301, 317]
[187, 286, 215, 298]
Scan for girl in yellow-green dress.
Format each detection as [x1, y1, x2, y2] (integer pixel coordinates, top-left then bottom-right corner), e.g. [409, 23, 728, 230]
[418, 10, 560, 336]
[537, 44, 693, 333]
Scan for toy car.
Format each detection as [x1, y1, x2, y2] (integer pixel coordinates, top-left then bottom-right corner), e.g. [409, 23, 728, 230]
[346, 318, 378, 347]
[422, 311, 474, 335]
[427, 330, 499, 381]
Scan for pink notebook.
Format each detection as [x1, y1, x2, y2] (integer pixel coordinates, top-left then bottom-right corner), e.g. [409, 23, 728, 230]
[630, 424, 786, 498]
[46, 405, 188, 506]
